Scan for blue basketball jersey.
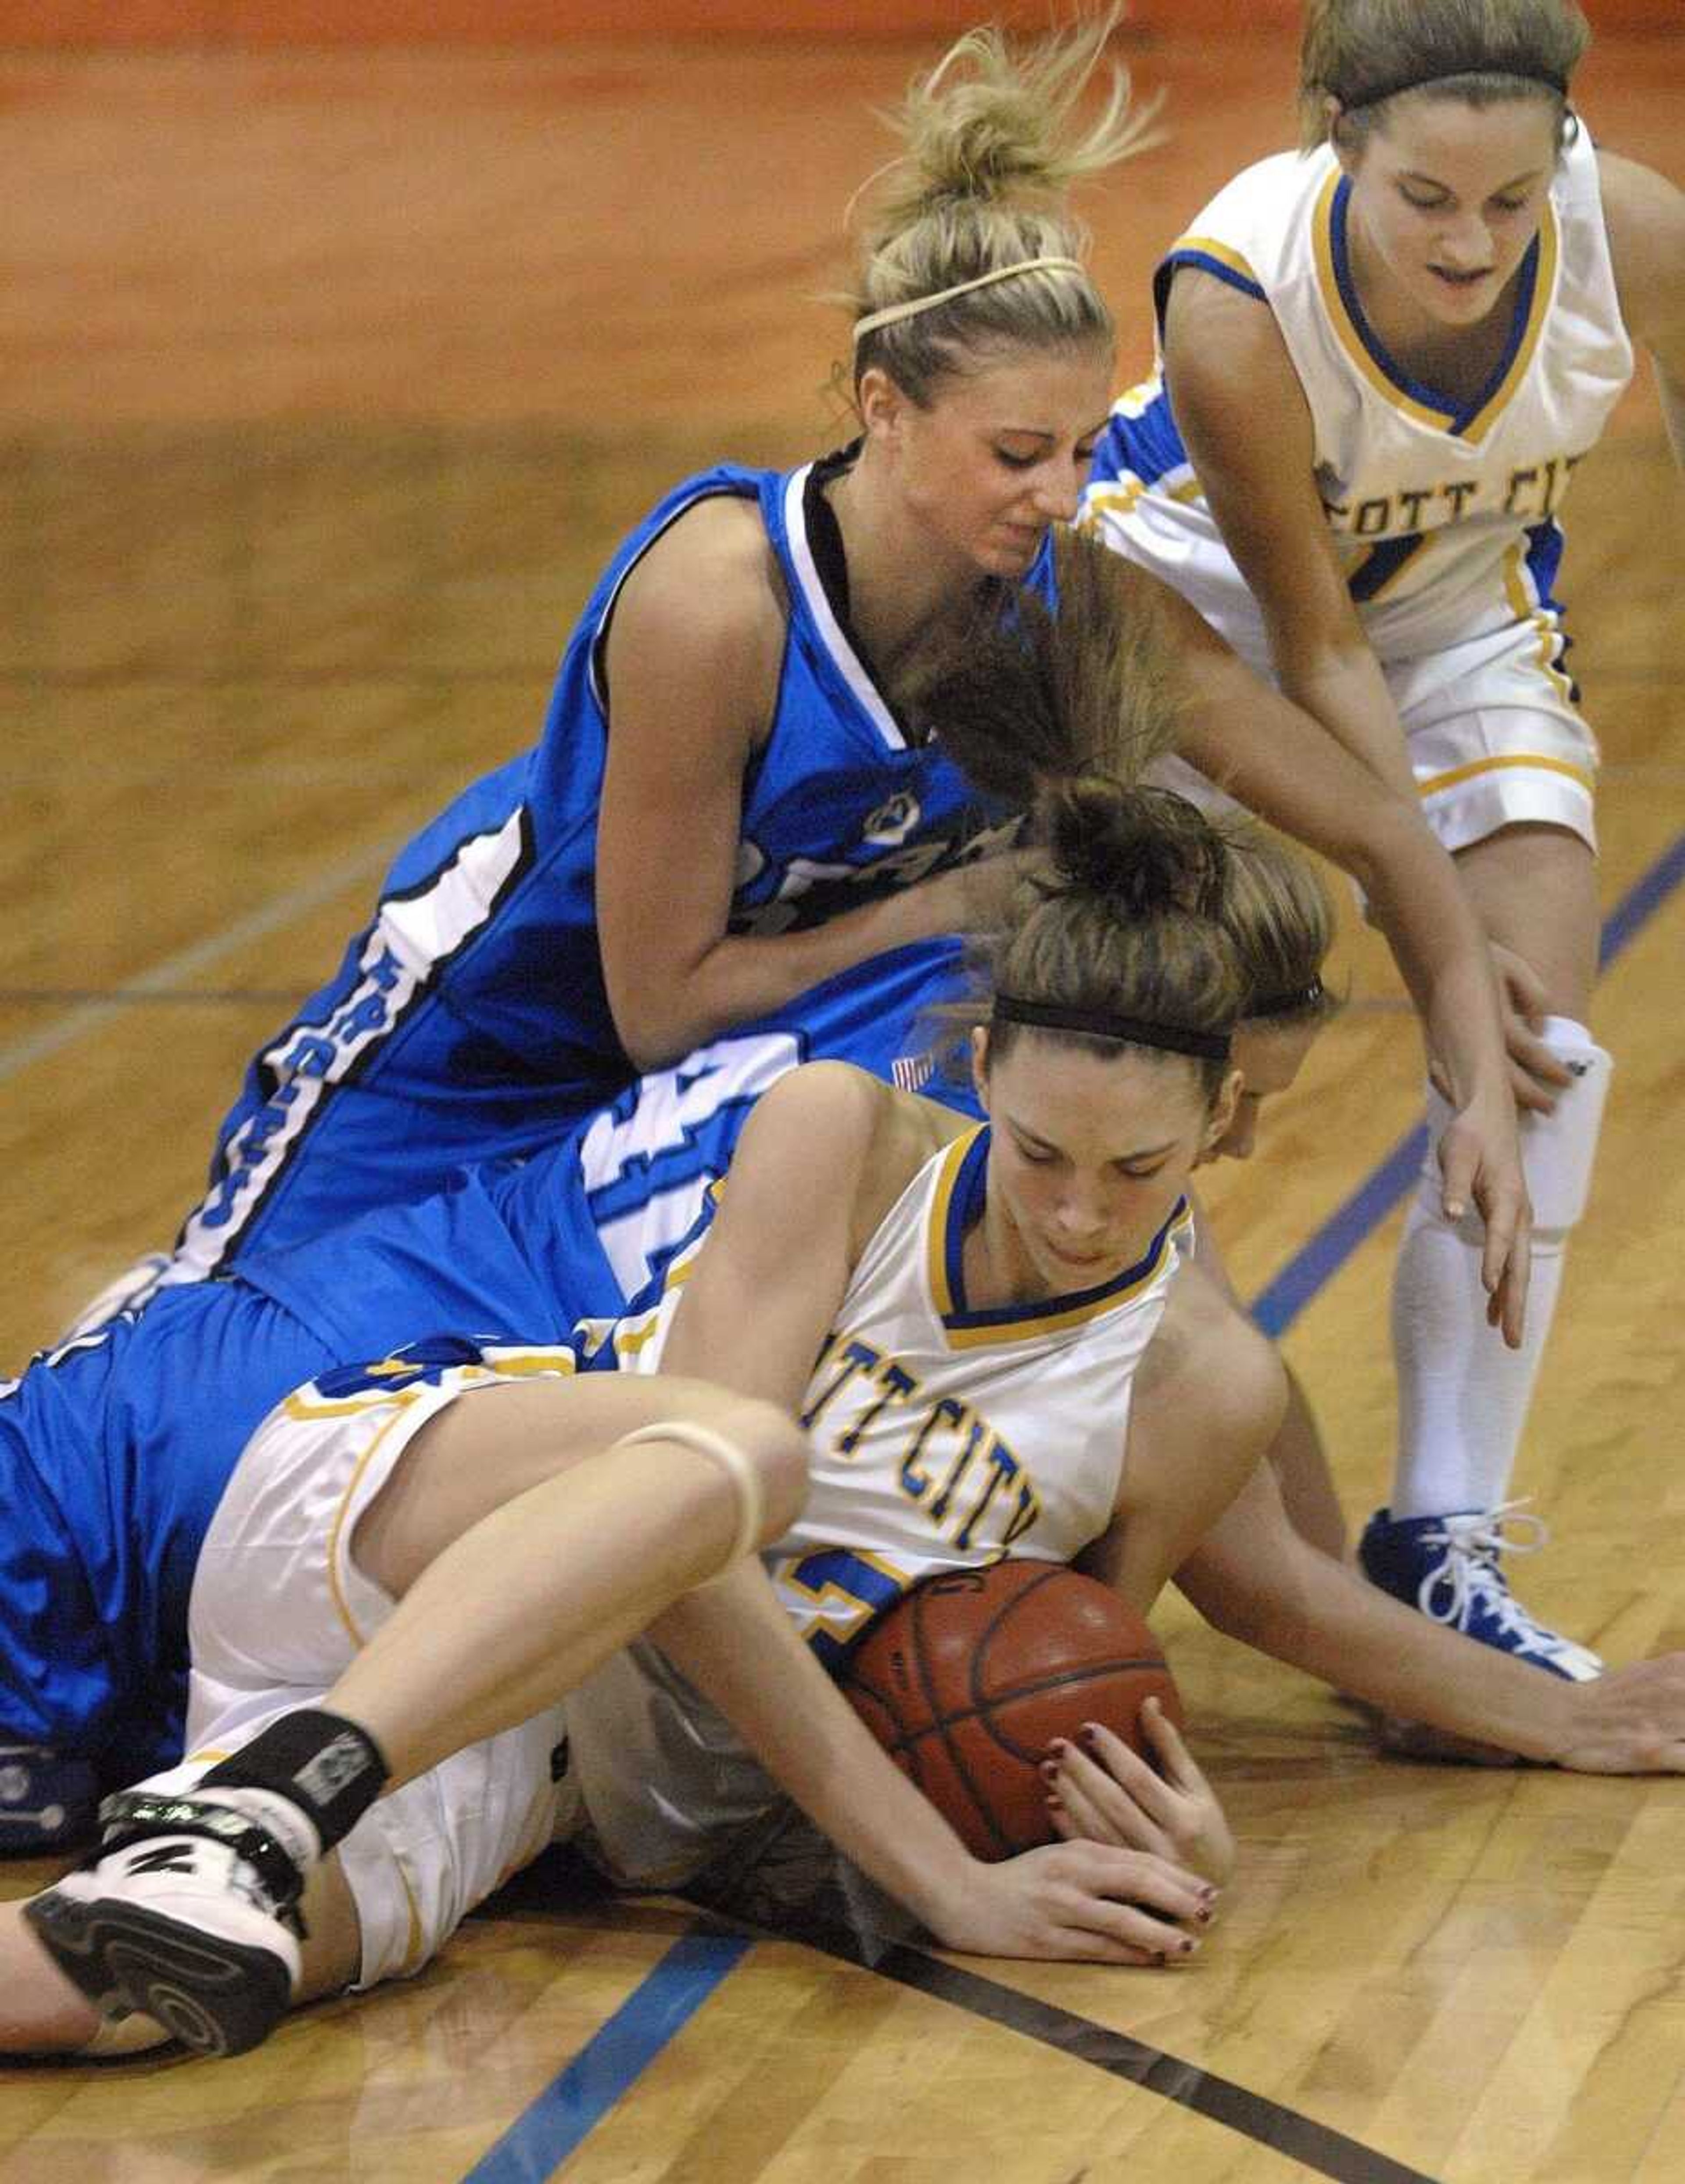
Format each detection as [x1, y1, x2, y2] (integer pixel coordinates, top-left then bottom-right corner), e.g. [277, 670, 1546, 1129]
[173, 459, 1029, 1279]
[236, 934, 983, 1353]
[2, 941, 982, 1777]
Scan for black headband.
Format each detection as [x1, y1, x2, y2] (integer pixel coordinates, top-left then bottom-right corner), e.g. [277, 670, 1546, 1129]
[992, 992, 1233, 1063]
[1341, 66, 1568, 113]
[1245, 977, 1326, 1021]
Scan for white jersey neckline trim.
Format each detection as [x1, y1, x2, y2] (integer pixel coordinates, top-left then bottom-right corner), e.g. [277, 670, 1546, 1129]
[782, 464, 907, 754]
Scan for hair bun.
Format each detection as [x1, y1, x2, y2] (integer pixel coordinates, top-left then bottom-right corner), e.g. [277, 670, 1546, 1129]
[1037, 777, 1227, 922]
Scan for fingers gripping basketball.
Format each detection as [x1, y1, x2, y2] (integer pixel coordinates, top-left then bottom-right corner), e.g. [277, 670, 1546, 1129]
[839, 1561, 1183, 1862]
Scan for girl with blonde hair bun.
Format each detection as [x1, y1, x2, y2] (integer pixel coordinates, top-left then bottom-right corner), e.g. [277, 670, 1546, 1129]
[11, 509, 1685, 2062]
[68, 14, 1525, 1359]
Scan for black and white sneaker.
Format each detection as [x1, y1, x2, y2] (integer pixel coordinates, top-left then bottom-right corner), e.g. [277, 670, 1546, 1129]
[24, 1790, 308, 2058]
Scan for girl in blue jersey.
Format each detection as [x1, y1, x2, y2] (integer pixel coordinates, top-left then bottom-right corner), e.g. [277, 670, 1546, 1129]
[11, 672, 1685, 2066]
[1081, 0, 1685, 1681]
[92, 19, 1533, 1353]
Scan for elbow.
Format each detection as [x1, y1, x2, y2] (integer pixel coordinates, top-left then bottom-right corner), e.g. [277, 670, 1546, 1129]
[617, 1024, 683, 1074]
[1177, 1554, 1268, 1647]
[1334, 783, 1428, 904]
[610, 990, 709, 1074]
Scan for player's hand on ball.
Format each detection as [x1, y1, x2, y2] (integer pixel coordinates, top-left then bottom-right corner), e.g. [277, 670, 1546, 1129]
[1046, 1698, 1235, 1886]
[931, 1837, 1216, 1966]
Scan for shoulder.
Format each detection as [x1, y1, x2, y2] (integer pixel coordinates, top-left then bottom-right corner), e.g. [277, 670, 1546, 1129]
[735, 1064, 964, 1258]
[1165, 147, 1315, 256]
[1596, 150, 1685, 351]
[1137, 1255, 1284, 1423]
[609, 490, 785, 682]
[1163, 262, 1297, 386]
[1158, 262, 1317, 483]
[746, 1060, 891, 1159]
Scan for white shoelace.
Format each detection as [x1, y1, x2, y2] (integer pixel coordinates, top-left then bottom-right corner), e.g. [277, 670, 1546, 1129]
[1411, 1499, 1560, 1656]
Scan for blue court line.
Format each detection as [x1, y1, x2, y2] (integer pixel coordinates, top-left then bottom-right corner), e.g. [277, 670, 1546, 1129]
[459, 1928, 751, 2184]
[1251, 830, 1685, 1339]
[459, 830, 1685, 2182]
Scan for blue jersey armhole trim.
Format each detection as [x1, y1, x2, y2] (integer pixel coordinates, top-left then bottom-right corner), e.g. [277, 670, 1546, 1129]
[1162, 249, 1267, 305]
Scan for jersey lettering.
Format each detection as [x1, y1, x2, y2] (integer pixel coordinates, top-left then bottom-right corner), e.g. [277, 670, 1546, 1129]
[773, 1547, 914, 1667]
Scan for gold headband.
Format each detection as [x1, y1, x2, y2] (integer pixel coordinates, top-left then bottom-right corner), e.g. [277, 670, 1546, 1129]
[852, 255, 1088, 345]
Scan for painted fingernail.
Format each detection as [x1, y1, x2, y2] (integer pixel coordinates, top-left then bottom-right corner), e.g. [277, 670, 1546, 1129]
[1179, 1936, 1198, 1956]
[1078, 1724, 1099, 1747]
[1047, 1738, 1069, 1758]
[1194, 1905, 1213, 1925]
[1039, 1759, 1060, 1783]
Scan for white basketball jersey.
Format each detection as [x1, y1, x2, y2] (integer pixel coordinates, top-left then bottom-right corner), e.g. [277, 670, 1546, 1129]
[565, 1124, 1189, 1886]
[1083, 129, 1633, 665]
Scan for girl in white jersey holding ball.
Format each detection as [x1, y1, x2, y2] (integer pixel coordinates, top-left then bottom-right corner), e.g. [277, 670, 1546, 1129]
[14, 551, 1685, 2068]
[1083, 0, 1685, 1678]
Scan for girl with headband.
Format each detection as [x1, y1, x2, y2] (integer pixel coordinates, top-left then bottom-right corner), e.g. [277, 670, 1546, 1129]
[13, 586, 1685, 2067]
[1082, 0, 1685, 1681]
[82, 19, 1528, 1382]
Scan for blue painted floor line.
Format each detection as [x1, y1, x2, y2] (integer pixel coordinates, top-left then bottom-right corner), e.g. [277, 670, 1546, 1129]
[460, 1928, 751, 2184]
[461, 831, 1684, 2180]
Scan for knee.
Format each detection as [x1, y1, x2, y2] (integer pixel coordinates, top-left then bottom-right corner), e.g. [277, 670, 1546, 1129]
[710, 1395, 810, 1545]
[640, 1384, 810, 1552]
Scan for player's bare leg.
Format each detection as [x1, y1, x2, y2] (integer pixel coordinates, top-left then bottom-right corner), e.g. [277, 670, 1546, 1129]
[24, 1378, 806, 2057]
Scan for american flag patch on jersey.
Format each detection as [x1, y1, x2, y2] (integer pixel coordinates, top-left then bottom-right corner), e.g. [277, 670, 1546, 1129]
[892, 1053, 935, 1092]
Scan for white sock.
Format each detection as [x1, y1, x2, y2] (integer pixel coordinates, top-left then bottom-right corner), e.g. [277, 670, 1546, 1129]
[1389, 1019, 1610, 1520]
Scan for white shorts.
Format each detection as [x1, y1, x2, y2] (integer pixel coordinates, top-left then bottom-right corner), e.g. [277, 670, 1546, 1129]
[143, 1361, 583, 1990]
[1148, 603, 1597, 859]
[1386, 617, 1597, 856]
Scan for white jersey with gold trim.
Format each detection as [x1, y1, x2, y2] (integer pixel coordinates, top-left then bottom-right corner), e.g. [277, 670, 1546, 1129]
[1083, 128, 1633, 671]
[565, 1123, 1190, 1888]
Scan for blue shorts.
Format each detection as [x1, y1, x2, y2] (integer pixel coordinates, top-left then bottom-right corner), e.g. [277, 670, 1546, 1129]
[0, 1283, 334, 1785]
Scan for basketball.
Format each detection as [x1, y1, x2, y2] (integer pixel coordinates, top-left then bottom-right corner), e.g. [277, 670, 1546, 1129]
[838, 1560, 1183, 1863]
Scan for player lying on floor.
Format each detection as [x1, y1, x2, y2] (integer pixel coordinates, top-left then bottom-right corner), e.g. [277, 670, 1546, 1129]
[0, 543, 1339, 1856]
[6, 769, 1685, 2067]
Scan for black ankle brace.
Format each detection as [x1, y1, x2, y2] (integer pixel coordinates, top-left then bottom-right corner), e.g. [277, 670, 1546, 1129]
[200, 1709, 390, 1857]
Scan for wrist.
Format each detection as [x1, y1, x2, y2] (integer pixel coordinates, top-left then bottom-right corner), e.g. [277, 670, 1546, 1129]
[898, 1848, 986, 1942]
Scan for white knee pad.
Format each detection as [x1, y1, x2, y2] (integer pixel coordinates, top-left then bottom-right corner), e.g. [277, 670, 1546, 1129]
[1422, 1017, 1610, 1239]
[616, 1419, 766, 1566]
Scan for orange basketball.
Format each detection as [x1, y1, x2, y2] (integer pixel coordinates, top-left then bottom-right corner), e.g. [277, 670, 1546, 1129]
[839, 1560, 1183, 1862]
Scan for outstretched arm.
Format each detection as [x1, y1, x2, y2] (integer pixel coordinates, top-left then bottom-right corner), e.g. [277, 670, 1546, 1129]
[1601, 151, 1685, 476]
[1178, 1461, 1685, 1772]
[653, 1565, 1215, 1962]
[1156, 266, 1420, 801]
[1111, 568, 1531, 1341]
[648, 1068, 1215, 1960]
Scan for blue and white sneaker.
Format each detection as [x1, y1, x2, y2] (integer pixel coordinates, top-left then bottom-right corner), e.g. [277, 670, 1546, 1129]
[1359, 1501, 1603, 1682]
[0, 1745, 99, 1851]
[25, 1790, 307, 2058]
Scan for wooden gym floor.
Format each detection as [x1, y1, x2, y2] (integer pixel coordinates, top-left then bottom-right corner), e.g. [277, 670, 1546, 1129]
[1, 26, 1682, 2184]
